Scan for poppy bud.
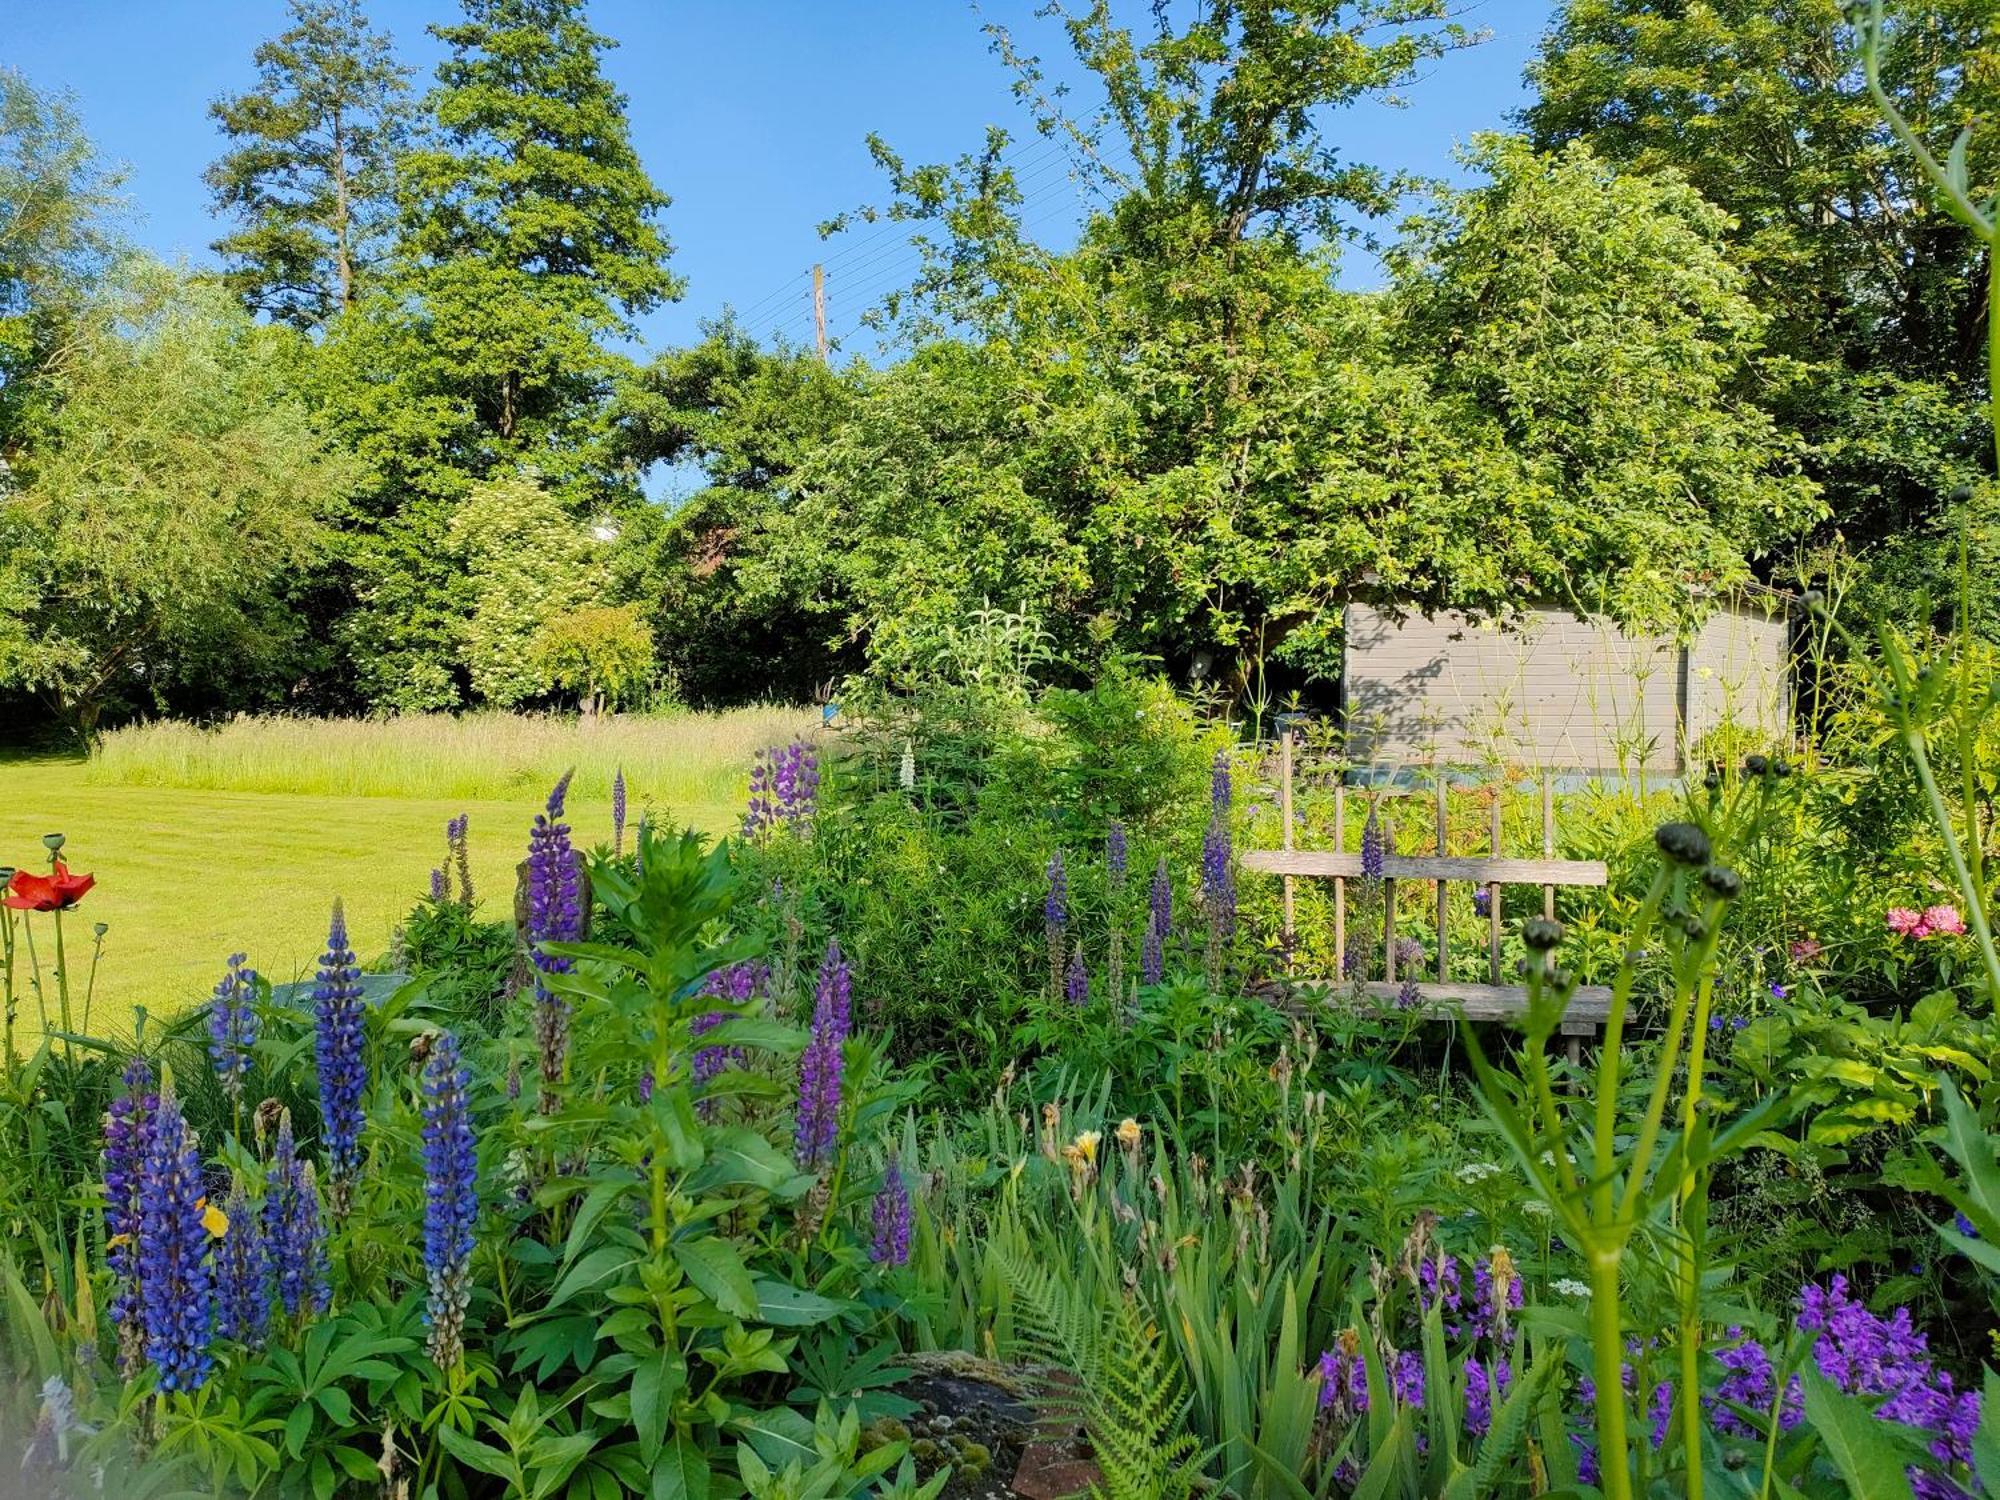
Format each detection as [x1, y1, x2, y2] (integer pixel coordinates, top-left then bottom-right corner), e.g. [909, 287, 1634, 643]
[1684, 915, 1709, 942]
[41, 833, 64, 853]
[1772, 756, 1792, 777]
[409, 1032, 435, 1070]
[1744, 754, 1769, 777]
[1702, 866, 1742, 900]
[253, 1097, 284, 1145]
[1551, 966, 1576, 991]
[1655, 822, 1711, 866]
[1523, 917, 1565, 952]
[1703, 768, 1721, 791]
[1800, 589, 1826, 615]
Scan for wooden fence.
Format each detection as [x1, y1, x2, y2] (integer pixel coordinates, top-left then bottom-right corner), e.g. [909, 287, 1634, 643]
[1240, 721, 1611, 1051]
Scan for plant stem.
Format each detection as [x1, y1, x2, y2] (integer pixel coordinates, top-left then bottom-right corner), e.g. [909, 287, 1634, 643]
[1589, 1245, 1633, 1500]
[1902, 727, 2000, 1007]
[51, 908, 72, 1045]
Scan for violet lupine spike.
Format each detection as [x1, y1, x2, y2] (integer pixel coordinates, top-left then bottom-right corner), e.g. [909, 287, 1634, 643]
[312, 901, 367, 1205]
[526, 773, 583, 1112]
[1106, 821, 1128, 890]
[1360, 805, 1385, 882]
[1140, 914, 1164, 987]
[429, 867, 448, 902]
[1201, 819, 1235, 939]
[742, 751, 776, 839]
[263, 1112, 328, 1323]
[1210, 748, 1232, 817]
[813, 943, 851, 1037]
[870, 1156, 911, 1267]
[136, 1087, 214, 1392]
[214, 1182, 267, 1348]
[1045, 850, 1069, 1001]
[447, 813, 473, 909]
[420, 1031, 478, 1372]
[794, 945, 852, 1170]
[772, 741, 820, 828]
[103, 1058, 156, 1376]
[1065, 943, 1089, 1007]
[208, 953, 259, 1105]
[612, 767, 627, 858]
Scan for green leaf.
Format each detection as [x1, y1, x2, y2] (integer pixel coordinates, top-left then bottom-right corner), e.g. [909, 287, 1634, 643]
[1974, 1369, 2000, 1497]
[671, 1236, 758, 1319]
[654, 1088, 706, 1172]
[736, 1407, 819, 1473]
[1798, 1367, 1916, 1500]
[751, 1278, 847, 1327]
[631, 1347, 686, 1467]
[1937, 1076, 2000, 1233]
[687, 1127, 798, 1195]
[693, 1017, 805, 1056]
[547, 1246, 640, 1310]
[437, 1424, 517, 1484]
[649, 1434, 711, 1500]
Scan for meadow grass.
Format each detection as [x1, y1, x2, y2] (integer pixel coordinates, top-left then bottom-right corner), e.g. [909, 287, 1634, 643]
[4, 709, 811, 1027]
[84, 706, 817, 802]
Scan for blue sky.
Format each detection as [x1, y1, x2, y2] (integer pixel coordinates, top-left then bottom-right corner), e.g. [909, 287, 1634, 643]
[8, 1, 1554, 357]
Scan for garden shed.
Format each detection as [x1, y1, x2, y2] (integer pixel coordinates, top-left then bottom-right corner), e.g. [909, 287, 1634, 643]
[1339, 590, 1794, 774]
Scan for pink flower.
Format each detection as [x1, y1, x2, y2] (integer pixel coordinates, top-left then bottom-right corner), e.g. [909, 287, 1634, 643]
[1886, 907, 1925, 937]
[1789, 938, 1823, 964]
[1921, 905, 1967, 938]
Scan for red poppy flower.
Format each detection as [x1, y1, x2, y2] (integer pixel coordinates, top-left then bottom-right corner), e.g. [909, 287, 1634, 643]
[3, 862, 95, 912]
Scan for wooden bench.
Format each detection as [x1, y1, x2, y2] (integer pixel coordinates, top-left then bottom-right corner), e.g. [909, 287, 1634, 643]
[1242, 723, 1610, 1054]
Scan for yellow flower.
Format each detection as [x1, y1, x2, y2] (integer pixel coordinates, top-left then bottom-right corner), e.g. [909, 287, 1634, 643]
[199, 1198, 229, 1238]
[1115, 1118, 1141, 1149]
[1073, 1130, 1102, 1163]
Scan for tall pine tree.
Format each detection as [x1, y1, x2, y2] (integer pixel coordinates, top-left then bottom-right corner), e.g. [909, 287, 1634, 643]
[205, 0, 410, 328]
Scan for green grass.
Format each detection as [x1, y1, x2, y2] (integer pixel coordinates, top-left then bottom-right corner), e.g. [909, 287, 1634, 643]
[2, 709, 814, 1032]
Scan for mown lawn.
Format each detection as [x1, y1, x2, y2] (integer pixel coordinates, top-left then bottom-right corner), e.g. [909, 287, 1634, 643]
[1, 754, 736, 1032]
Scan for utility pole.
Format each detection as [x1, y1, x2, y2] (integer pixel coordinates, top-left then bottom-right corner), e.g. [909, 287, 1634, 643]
[812, 263, 827, 362]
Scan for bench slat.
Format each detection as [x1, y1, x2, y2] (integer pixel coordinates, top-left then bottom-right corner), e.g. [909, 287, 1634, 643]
[1309, 979, 1611, 1035]
[1241, 850, 1607, 886]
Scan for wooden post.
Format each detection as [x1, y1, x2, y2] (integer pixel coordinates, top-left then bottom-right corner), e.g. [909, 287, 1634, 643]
[1487, 788, 1503, 984]
[1333, 779, 1347, 978]
[812, 263, 828, 361]
[1280, 721, 1296, 964]
[1543, 773, 1582, 1064]
[1434, 759, 1449, 982]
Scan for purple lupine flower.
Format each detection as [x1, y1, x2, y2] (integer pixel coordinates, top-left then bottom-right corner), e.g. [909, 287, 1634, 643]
[213, 1182, 266, 1348]
[1106, 821, 1128, 888]
[692, 961, 761, 1106]
[526, 773, 583, 1111]
[421, 1032, 478, 1372]
[1464, 1356, 1495, 1437]
[1471, 1253, 1523, 1343]
[1418, 1254, 1462, 1317]
[1710, 1330, 1782, 1437]
[794, 945, 852, 1170]
[870, 1156, 911, 1267]
[1395, 977, 1422, 1010]
[1045, 850, 1069, 1001]
[612, 766, 628, 857]
[1394, 936, 1426, 974]
[1148, 857, 1172, 943]
[1955, 1211, 1978, 1239]
[1065, 944, 1089, 1007]
[637, 1066, 654, 1104]
[263, 1112, 327, 1323]
[103, 1058, 156, 1375]
[1342, 935, 1371, 981]
[429, 867, 448, 902]
[1391, 1349, 1425, 1408]
[1361, 805, 1385, 881]
[207, 953, 259, 1105]
[1140, 914, 1164, 987]
[312, 902, 367, 1204]
[1648, 1377, 1674, 1449]
[772, 741, 820, 827]
[447, 813, 473, 909]
[1472, 886, 1491, 919]
[1316, 1335, 1369, 1417]
[742, 752, 776, 839]
[136, 1088, 214, 1392]
[1201, 751, 1236, 942]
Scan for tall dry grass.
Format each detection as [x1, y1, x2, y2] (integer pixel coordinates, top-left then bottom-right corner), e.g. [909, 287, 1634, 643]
[85, 708, 820, 803]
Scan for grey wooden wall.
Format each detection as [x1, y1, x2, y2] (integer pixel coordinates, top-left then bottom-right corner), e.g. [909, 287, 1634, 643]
[1340, 596, 1792, 773]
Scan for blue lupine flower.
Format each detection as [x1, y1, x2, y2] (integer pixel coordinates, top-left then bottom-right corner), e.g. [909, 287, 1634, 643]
[207, 953, 259, 1105]
[420, 1032, 478, 1372]
[1065, 944, 1089, 1007]
[137, 1087, 214, 1392]
[447, 813, 472, 908]
[1202, 752, 1235, 942]
[1148, 857, 1172, 944]
[526, 773, 582, 1111]
[1140, 914, 1164, 987]
[794, 944, 852, 1170]
[429, 867, 447, 902]
[1472, 886, 1491, 919]
[612, 766, 628, 857]
[214, 1182, 267, 1347]
[263, 1111, 328, 1323]
[1956, 1211, 1978, 1239]
[103, 1058, 156, 1375]
[1361, 806, 1385, 881]
[870, 1156, 911, 1267]
[1045, 850, 1069, 999]
[743, 743, 820, 838]
[312, 902, 367, 1205]
[1106, 821, 1128, 888]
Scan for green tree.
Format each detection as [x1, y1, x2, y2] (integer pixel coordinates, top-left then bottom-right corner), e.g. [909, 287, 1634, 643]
[0, 67, 122, 451]
[447, 471, 611, 706]
[1524, 0, 2000, 614]
[0, 267, 347, 737]
[206, 0, 411, 328]
[534, 602, 653, 714]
